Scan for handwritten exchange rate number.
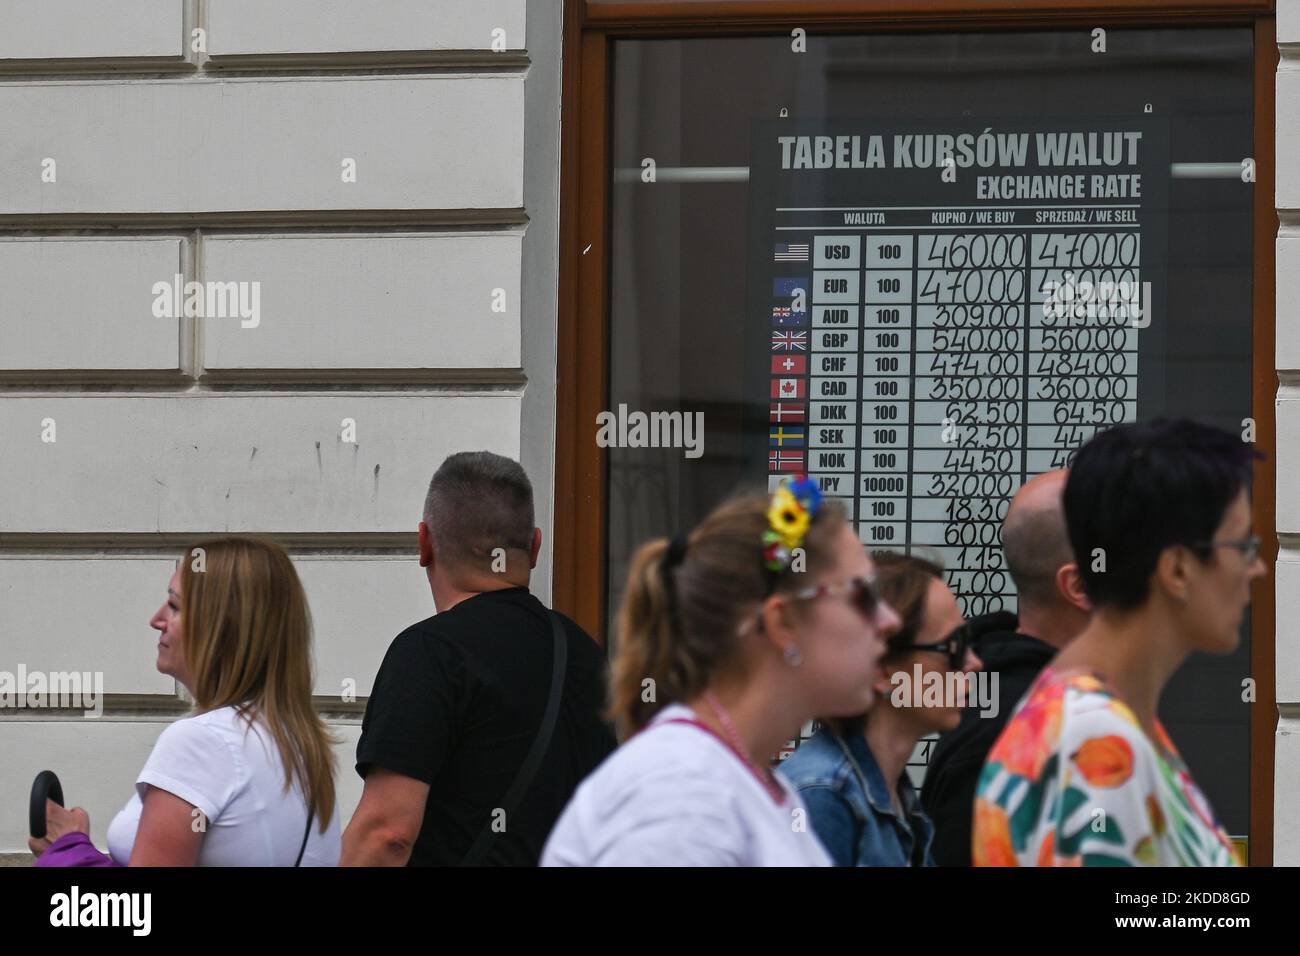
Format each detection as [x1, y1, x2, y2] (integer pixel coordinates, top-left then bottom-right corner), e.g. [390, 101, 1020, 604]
[858, 230, 1139, 618]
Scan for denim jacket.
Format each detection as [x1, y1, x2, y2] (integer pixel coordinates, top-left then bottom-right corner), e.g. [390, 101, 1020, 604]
[779, 726, 935, 867]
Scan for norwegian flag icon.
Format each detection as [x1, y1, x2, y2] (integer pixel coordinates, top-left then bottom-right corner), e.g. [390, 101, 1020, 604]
[769, 449, 804, 472]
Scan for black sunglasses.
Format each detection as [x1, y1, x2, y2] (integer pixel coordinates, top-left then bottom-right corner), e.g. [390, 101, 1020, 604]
[895, 621, 971, 669]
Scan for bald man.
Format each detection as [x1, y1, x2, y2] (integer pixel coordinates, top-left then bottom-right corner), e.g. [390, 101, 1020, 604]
[920, 469, 1091, 866]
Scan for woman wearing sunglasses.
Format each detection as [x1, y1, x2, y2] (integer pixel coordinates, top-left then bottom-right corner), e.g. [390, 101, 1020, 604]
[542, 477, 900, 866]
[974, 419, 1264, 867]
[780, 552, 981, 866]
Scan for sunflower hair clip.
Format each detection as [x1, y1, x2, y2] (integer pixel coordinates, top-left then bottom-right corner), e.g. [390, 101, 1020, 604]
[762, 475, 823, 573]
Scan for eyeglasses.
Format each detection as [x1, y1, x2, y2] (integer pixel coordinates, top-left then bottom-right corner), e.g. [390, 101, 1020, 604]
[741, 574, 888, 635]
[895, 622, 971, 670]
[788, 574, 887, 623]
[1193, 534, 1262, 565]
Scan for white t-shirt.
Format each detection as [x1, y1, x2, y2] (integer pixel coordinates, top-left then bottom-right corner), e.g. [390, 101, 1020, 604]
[106, 706, 341, 866]
[541, 703, 831, 867]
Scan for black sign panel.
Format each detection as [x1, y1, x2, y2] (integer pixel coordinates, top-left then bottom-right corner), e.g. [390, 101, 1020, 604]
[749, 117, 1170, 618]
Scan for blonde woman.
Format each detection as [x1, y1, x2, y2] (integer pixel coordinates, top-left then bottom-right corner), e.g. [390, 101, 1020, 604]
[542, 477, 900, 866]
[32, 537, 341, 866]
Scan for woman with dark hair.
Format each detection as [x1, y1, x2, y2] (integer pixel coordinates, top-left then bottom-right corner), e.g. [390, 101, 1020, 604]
[974, 419, 1264, 867]
[780, 553, 981, 866]
[542, 477, 901, 866]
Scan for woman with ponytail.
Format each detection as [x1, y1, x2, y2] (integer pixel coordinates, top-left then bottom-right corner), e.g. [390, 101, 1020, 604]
[542, 477, 900, 866]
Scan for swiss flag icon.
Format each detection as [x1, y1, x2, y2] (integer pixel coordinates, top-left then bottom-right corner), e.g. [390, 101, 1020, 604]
[771, 354, 808, 376]
[771, 378, 806, 399]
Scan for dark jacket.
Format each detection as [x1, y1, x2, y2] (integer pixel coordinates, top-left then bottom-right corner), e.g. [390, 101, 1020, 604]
[919, 611, 1056, 867]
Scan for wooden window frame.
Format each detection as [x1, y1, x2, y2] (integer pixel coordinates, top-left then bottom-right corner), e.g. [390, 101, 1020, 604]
[555, 0, 1278, 865]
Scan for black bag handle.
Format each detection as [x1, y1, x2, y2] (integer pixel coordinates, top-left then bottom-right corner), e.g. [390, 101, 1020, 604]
[29, 770, 65, 840]
[459, 610, 567, 866]
[294, 808, 314, 867]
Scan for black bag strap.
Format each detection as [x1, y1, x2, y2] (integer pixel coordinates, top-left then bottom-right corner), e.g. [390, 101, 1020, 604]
[294, 808, 314, 867]
[460, 609, 567, 866]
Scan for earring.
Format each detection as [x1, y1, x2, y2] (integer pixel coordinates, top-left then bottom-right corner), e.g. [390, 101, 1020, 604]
[783, 644, 803, 667]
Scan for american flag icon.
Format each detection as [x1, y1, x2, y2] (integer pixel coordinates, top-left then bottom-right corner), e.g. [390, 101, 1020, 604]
[774, 243, 810, 262]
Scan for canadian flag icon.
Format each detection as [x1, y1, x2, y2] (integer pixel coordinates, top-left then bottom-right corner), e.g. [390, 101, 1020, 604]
[771, 378, 806, 399]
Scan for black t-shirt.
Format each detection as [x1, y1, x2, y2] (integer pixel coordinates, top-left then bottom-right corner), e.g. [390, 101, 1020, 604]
[355, 587, 617, 866]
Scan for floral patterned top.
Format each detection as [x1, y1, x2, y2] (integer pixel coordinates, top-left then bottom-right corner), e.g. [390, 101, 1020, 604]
[973, 666, 1241, 867]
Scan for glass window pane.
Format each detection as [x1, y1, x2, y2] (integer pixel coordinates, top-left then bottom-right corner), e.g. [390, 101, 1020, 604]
[606, 27, 1254, 838]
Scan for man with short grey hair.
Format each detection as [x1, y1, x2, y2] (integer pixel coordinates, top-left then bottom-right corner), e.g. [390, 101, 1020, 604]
[343, 452, 616, 866]
[920, 469, 1091, 866]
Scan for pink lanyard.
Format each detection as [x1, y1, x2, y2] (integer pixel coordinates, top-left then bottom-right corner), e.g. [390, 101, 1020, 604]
[658, 716, 788, 805]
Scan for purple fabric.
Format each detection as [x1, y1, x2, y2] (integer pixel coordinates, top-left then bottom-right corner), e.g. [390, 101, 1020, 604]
[34, 831, 122, 868]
